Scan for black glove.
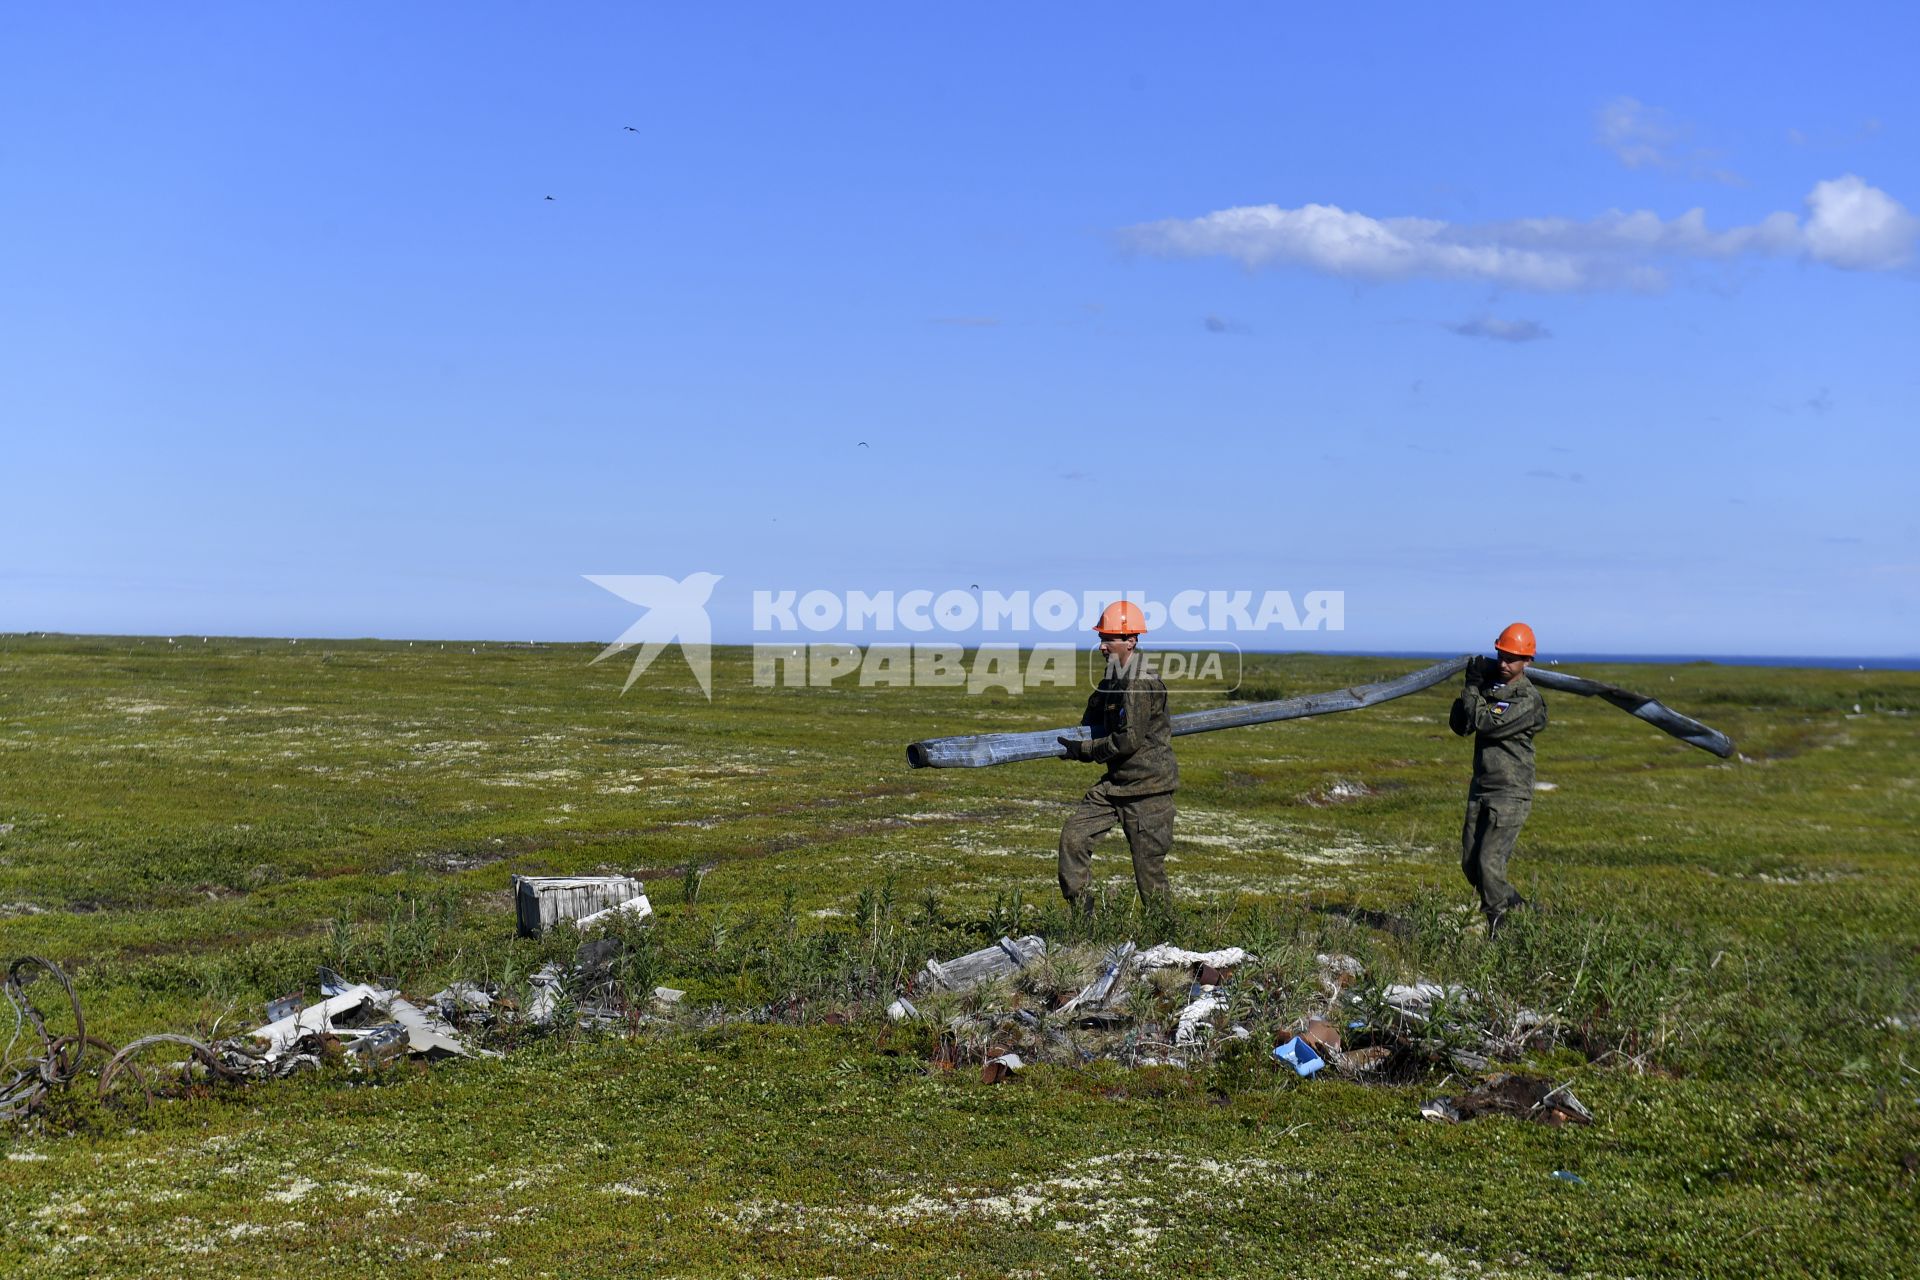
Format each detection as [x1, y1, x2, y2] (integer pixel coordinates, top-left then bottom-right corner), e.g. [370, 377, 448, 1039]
[1057, 735, 1091, 761]
[1464, 656, 1486, 686]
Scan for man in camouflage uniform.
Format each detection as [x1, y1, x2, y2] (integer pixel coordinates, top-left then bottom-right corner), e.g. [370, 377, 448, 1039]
[1451, 622, 1548, 935]
[1055, 601, 1179, 912]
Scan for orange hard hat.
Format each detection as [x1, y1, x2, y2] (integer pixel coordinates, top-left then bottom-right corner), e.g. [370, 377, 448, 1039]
[1494, 622, 1537, 658]
[1094, 600, 1147, 637]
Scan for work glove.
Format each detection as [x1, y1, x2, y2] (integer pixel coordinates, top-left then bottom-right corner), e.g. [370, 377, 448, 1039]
[1464, 656, 1486, 686]
[1057, 735, 1092, 762]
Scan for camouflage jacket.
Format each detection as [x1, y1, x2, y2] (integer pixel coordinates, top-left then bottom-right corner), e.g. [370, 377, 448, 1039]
[1078, 662, 1179, 798]
[1450, 671, 1548, 799]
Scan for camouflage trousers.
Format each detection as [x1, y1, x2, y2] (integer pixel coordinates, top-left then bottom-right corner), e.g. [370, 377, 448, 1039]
[1058, 781, 1175, 906]
[1461, 796, 1530, 918]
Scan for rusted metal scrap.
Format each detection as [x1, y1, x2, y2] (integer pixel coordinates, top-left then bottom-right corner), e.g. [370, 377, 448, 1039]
[3, 956, 99, 1121]
[3, 955, 496, 1124]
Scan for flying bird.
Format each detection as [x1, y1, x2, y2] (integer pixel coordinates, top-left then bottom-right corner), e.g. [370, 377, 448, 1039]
[623, 126, 638, 132]
[857, 441, 870, 448]
[544, 195, 555, 201]
[585, 572, 724, 698]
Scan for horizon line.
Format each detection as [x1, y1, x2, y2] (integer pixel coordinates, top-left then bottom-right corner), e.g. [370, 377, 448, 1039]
[5, 630, 1917, 668]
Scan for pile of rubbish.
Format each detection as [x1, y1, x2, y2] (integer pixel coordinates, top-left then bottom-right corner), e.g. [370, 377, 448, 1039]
[3, 877, 683, 1122]
[7, 870, 1591, 1130]
[887, 936, 1590, 1125]
[1, 955, 501, 1120]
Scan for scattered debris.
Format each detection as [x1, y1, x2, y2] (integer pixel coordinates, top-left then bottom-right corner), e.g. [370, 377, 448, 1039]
[1175, 995, 1228, 1046]
[981, 1052, 1024, 1084]
[513, 874, 649, 937]
[1274, 1036, 1325, 1077]
[4, 954, 498, 1124]
[884, 938, 1580, 1084]
[252, 984, 393, 1054]
[1339, 1046, 1392, 1073]
[249, 981, 479, 1063]
[1056, 942, 1135, 1016]
[263, 993, 303, 1023]
[3, 957, 98, 1121]
[0, 902, 47, 917]
[1135, 944, 1248, 971]
[12, 913, 1617, 1129]
[1551, 1170, 1586, 1185]
[920, 936, 1047, 992]
[1381, 981, 1473, 1021]
[383, 996, 473, 1059]
[1314, 952, 1364, 998]
[576, 894, 654, 930]
[525, 963, 566, 1026]
[1298, 1018, 1343, 1057]
[1421, 1074, 1593, 1126]
[430, 982, 494, 1019]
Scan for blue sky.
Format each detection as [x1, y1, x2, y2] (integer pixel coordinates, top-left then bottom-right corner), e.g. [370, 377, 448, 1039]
[3, 5, 1915, 656]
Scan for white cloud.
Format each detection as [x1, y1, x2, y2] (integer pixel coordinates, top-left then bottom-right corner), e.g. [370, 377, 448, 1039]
[1595, 97, 1742, 185]
[1803, 175, 1920, 269]
[1597, 97, 1680, 171]
[1122, 177, 1916, 293]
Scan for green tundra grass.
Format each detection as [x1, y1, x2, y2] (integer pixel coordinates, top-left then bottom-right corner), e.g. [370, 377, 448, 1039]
[1, 635, 1916, 1278]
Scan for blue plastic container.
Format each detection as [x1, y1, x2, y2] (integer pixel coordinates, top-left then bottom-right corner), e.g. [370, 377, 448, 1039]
[1273, 1036, 1325, 1077]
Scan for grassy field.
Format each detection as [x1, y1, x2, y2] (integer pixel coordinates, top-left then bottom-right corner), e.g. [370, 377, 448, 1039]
[1, 634, 1917, 1278]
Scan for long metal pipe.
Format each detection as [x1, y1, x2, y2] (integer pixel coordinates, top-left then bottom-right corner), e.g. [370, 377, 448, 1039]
[904, 654, 1735, 768]
[1525, 666, 1735, 757]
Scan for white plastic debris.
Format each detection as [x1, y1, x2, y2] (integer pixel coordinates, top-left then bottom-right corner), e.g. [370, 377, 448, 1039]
[251, 984, 392, 1055]
[887, 997, 920, 1022]
[248, 984, 475, 1061]
[981, 1052, 1025, 1082]
[575, 894, 654, 930]
[1134, 945, 1249, 971]
[384, 996, 472, 1058]
[1174, 995, 1227, 1046]
[1380, 981, 1474, 1021]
